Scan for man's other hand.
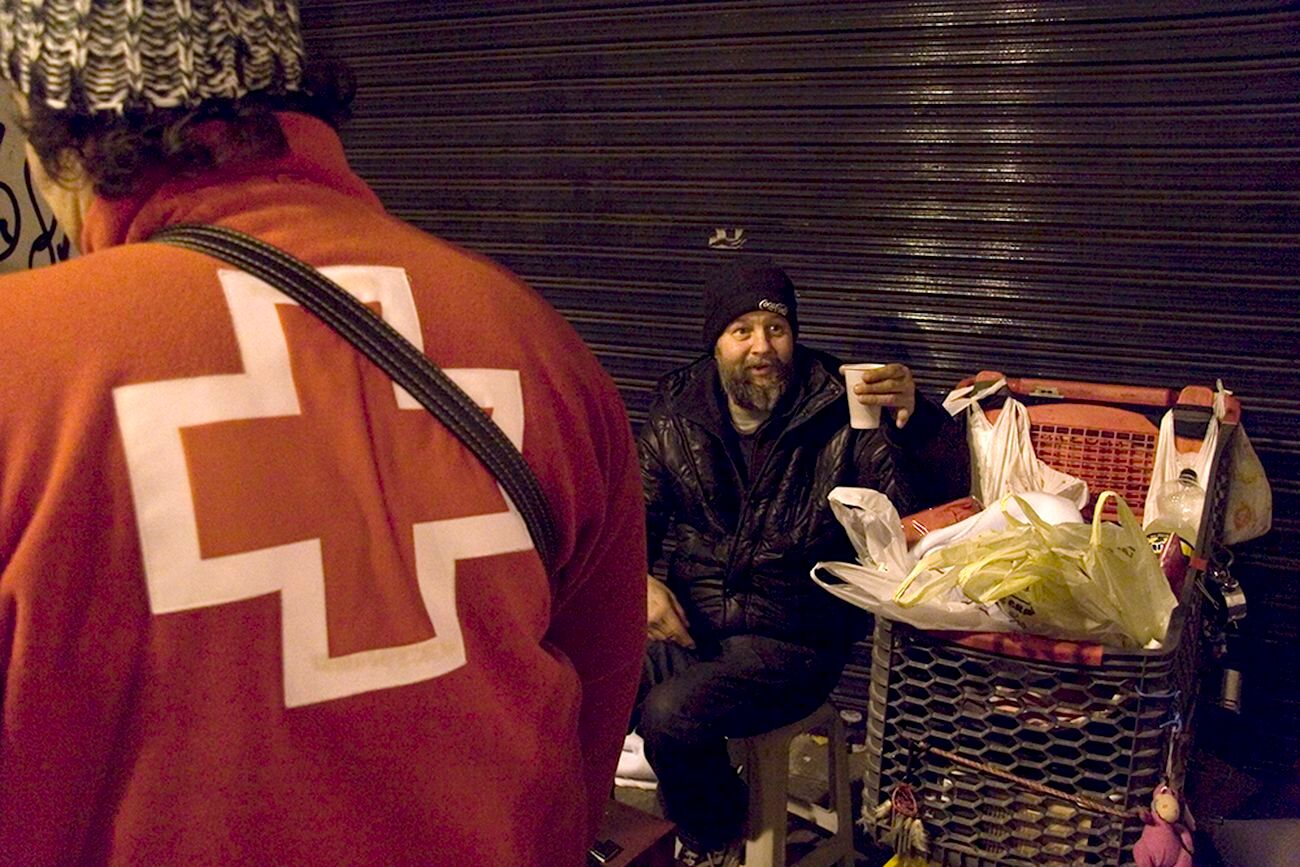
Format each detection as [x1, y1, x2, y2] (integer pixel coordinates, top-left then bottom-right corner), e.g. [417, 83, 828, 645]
[852, 362, 917, 428]
[646, 576, 695, 649]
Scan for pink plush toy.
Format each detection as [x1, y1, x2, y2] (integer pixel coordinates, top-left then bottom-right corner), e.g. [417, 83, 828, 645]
[1132, 784, 1195, 867]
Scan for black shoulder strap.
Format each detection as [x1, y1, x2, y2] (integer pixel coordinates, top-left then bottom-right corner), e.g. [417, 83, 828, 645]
[151, 224, 558, 577]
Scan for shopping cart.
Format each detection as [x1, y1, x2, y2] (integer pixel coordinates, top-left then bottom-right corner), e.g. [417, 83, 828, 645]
[861, 371, 1238, 867]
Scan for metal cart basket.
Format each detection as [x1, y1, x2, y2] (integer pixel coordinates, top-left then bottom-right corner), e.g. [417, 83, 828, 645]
[861, 371, 1239, 867]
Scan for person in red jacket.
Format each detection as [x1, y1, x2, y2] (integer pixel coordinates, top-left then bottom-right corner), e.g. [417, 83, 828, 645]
[0, 3, 645, 865]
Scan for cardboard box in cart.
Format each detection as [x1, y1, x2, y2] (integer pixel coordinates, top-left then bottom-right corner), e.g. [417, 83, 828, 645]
[861, 371, 1239, 867]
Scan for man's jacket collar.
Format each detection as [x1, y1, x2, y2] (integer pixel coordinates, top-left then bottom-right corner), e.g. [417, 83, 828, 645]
[661, 345, 846, 436]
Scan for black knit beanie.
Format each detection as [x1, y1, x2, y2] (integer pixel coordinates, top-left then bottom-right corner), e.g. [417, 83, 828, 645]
[701, 262, 799, 350]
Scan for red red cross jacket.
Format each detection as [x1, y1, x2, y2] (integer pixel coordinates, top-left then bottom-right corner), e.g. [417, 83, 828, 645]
[0, 113, 646, 866]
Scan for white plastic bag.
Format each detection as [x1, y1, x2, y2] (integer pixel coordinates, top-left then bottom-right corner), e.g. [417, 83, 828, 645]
[1143, 382, 1272, 546]
[812, 559, 1018, 633]
[812, 488, 1083, 633]
[911, 492, 1084, 560]
[815, 487, 1017, 632]
[1143, 409, 1213, 539]
[944, 380, 1089, 510]
[826, 488, 913, 574]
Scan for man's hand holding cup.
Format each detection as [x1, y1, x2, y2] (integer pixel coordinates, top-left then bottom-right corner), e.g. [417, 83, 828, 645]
[840, 362, 917, 429]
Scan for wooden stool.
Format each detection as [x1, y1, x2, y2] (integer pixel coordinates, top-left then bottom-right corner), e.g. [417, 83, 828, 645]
[731, 703, 856, 867]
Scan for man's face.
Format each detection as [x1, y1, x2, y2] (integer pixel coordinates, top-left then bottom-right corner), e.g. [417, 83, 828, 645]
[714, 310, 795, 413]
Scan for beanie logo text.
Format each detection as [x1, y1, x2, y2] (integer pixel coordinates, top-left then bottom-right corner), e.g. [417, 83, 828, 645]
[758, 298, 790, 318]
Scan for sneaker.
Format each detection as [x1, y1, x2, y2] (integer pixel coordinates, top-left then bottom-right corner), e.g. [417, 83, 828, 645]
[675, 841, 741, 867]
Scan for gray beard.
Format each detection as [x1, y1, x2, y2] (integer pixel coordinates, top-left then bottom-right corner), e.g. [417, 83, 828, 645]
[716, 355, 792, 413]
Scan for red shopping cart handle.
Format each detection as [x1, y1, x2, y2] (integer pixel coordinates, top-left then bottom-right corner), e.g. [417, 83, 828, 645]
[964, 370, 1178, 408]
[900, 496, 984, 547]
[965, 370, 1242, 423]
[1177, 384, 1240, 425]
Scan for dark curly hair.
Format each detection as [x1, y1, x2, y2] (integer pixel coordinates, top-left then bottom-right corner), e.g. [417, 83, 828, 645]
[20, 59, 355, 200]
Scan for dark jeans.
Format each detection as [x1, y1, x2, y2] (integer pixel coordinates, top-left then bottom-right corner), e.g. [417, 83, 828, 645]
[631, 635, 847, 851]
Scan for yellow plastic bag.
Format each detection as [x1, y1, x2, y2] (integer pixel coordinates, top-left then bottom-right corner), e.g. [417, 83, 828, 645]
[884, 856, 939, 867]
[894, 492, 1177, 648]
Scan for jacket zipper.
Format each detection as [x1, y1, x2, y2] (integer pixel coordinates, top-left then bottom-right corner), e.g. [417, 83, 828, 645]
[719, 386, 842, 629]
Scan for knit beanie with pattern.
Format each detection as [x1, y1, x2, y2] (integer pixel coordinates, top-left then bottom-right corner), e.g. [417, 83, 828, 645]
[0, 0, 305, 114]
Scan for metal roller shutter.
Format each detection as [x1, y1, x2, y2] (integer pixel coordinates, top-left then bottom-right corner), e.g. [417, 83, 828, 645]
[301, 1, 1300, 778]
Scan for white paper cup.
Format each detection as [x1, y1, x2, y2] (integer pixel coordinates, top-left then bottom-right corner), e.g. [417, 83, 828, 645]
[839, 363, 885, 429]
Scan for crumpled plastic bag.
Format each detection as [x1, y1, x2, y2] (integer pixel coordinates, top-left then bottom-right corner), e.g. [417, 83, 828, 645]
[943, 379, 1089, 510]
[827, 488, 914, 575]
[814, 488, 1111, 636]
[812, 559, 1019, 633]
[813, 488, 1022, 633]
[894, 492, 1176, 648]
[910, 492, 1084, 560]
[1143, 380, 1272, 545]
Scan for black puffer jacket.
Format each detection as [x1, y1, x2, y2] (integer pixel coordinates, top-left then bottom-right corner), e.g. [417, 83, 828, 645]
[638, 346, 969, 649]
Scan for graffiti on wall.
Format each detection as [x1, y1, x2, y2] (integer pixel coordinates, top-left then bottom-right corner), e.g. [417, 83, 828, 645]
[0, 95, 75, 274]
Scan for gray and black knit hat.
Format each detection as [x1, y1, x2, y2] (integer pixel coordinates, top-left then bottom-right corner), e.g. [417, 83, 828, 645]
[0, 0, 305, 113]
